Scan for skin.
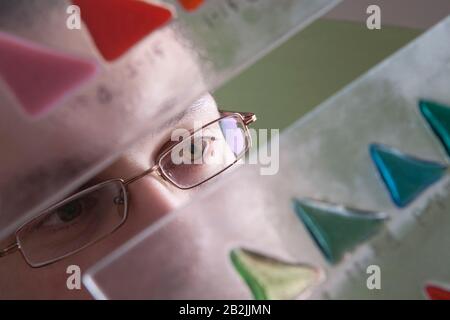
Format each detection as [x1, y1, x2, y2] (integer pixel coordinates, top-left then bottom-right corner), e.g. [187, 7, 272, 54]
[0, 94, 224, 299]
[0, 1, 241, 299]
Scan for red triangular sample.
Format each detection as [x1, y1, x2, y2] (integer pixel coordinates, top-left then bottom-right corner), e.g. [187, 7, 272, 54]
[0, 32, 98, 117]
[73, 0, 173, 61]
[178, 0, 205, 11]
[425, 284, 450, 300]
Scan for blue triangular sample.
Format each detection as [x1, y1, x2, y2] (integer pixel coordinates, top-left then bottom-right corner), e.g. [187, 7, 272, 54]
[419, 100, 450, 156]
[369, 143, 447, 207]
[292, 198, 387, 264]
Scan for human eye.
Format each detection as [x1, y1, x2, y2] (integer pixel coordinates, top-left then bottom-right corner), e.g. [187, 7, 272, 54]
[38, 193, 98, 230]
[180, 135, 217, 164]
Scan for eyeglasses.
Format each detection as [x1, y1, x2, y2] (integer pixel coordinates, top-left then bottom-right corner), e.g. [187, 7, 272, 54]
[0, 111, 257, 267]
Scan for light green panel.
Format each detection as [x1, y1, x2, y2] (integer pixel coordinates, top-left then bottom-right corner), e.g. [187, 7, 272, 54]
[214, 19, 421, 131]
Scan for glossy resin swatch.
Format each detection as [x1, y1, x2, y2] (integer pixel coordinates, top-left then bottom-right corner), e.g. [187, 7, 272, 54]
[425, 284, 450, 300]
[419, 100, 450, 156]
[73, 0, 173, 61]
[293, 198, 387, 264]
[230, 248, 322, 300]
[178, 0, 205, 11]
[369, 143, 447, 208]
[0, 31, 98, 117]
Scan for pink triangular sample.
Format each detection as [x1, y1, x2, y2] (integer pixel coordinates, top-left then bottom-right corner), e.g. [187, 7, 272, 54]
[0, 32, 98, 117]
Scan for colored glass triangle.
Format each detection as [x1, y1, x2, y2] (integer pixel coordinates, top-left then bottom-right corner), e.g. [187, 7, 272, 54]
[73, 0, 173, 61]
[0, 32, 98, 117]
[293, 198, 386, 264]
[370, 143, 447, 208]
[425, 284, 450, 300]
[230, 248, 322, 300]
[419, 100, 450, 156]
[178, 0, 205, 11]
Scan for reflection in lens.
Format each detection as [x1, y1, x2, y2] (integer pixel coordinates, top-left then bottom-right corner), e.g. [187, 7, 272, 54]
[220, 117, 245, 156]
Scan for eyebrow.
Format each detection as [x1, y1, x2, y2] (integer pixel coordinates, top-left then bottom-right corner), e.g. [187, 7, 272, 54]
[3, 158, 89, 227]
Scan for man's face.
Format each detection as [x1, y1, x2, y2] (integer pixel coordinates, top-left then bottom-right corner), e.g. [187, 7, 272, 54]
[0, 94, 222, 299]
[0, 0, 250, 299]
[0, 0, 209, 239]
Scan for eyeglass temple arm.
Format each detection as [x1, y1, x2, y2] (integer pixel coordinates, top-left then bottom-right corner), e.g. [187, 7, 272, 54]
[219, 110, 257, 126]
[0, 242, 19, 258]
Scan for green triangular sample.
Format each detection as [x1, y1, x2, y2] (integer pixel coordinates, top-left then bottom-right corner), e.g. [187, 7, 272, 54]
[419, 99, 450, 156]
[293, 198, 387, 264]
[230, 248, 322, 300]
[370, 143, 447, 208]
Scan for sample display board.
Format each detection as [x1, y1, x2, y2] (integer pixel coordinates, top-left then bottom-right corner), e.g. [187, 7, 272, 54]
[84, 16, 450, 300]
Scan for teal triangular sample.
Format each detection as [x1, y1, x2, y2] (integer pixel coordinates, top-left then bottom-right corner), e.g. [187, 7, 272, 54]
[419, 100, 450, 156]
[370, 143, 447, 208]
[292, 198, 386, 264]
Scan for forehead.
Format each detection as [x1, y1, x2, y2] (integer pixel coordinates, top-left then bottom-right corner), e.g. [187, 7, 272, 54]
[90, 94, 219, 183]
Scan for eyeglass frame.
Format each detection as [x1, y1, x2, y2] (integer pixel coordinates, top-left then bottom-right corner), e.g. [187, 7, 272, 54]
[0, 110, 257, 267]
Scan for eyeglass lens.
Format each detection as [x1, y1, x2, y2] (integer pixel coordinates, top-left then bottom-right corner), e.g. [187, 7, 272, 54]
[158, 115, 249, 189]
[16, 180, 127, 267]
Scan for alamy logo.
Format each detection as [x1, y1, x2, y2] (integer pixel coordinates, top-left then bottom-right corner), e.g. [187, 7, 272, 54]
[169, 121, 280, 176]
[66, 265, 82, 290]
[66, 5, 82, 30]
[366, 5, 381, 30]
[366, 265, 381, 290]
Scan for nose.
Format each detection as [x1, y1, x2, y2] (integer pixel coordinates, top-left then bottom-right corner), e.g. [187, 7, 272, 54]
[90, 155, 187, 239]
[126, 174, 182, 228]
